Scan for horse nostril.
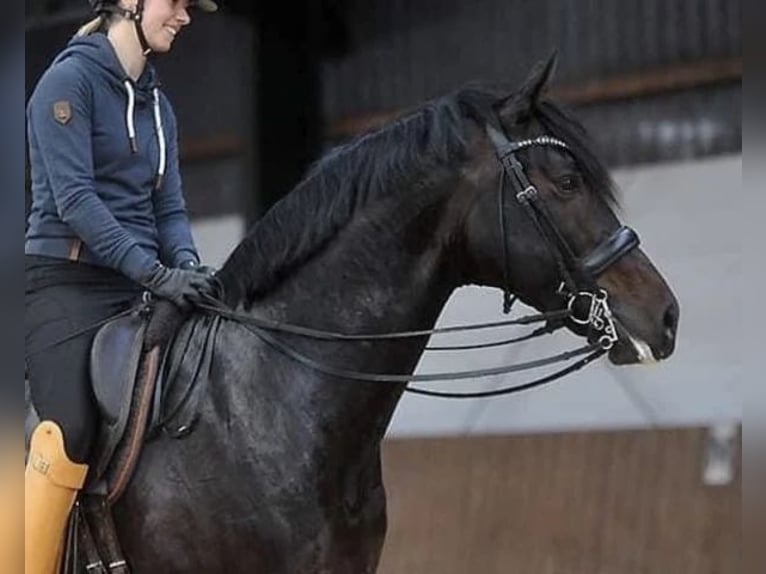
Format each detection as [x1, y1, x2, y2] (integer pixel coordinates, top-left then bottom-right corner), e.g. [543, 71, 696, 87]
[663, 302, 679, 334]
[658, 302, 679, 358]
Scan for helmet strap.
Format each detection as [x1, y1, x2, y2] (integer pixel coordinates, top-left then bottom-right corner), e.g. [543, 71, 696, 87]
[100, 0, 152, 56]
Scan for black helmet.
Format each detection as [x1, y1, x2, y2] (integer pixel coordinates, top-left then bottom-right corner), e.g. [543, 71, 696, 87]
[89, 0, 218, 14]
[191, 0, 219, 11]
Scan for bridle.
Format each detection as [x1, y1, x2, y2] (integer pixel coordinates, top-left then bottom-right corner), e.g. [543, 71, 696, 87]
[27, 120, 643, 399]
[485, 123, 640, 354]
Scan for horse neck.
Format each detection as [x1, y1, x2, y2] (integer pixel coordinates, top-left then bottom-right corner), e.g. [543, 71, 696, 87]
[257, 179, 464, 451]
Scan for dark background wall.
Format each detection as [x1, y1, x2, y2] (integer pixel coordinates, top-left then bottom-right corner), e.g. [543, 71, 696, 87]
[320, 0, 741, 166]
[321, 0, 740, 116]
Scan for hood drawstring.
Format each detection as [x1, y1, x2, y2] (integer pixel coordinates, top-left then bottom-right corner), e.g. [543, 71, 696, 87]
[124, 80, 138, 154]
[122, 81, 167, 191]
[152, 88, 167, 191]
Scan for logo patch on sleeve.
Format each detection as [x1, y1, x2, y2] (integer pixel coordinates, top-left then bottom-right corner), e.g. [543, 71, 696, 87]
[53, 101, 72, 125]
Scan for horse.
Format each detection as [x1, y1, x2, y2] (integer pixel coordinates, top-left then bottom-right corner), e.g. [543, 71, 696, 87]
[91, 56, 677, 572]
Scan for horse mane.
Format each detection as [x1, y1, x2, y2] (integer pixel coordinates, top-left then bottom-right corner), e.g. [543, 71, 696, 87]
[217, 84, 615, 307]
[217, 87, 495, 306]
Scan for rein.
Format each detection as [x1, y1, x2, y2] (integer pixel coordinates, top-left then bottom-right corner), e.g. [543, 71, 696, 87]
[25, 308, 136, 360]
[232, 312, 604, 384]
[195, 295, 611, 398]
[405, 348, 606, 398]
[196, 301, 571, 342]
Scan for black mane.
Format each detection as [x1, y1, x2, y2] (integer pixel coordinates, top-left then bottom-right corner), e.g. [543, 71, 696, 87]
[217, 85, 615, 306]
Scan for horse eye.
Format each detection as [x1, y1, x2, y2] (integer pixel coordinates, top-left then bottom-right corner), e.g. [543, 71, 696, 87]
[557, 174, 580, 193]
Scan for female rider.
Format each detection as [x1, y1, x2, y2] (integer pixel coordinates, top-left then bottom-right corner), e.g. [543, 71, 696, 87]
[25, 1, 217, 571]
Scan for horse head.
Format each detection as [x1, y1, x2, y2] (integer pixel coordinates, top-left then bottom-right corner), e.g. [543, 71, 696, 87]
[458, 55, 679, 365]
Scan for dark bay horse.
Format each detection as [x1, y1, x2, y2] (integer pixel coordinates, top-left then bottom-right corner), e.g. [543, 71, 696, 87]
[112, 58, 679, 573]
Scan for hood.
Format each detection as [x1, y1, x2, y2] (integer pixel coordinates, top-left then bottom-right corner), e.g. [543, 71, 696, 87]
[54, 33, 160, 99]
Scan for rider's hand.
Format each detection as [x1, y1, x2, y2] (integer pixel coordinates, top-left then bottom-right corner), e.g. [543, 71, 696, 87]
[140, 263, 214, 310]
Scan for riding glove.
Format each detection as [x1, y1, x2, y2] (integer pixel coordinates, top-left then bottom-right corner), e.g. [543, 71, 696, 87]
[140, 263, 215, 310]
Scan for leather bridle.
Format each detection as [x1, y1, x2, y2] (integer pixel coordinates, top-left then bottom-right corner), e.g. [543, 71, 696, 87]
[485, 123, 639, 352]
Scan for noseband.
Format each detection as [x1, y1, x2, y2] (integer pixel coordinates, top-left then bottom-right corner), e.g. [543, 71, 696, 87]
[485, 123, 640, 351]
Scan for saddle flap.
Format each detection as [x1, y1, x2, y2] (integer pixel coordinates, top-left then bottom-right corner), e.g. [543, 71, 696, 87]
[160, 315, 221, 437]
[91, 314, 146, 426]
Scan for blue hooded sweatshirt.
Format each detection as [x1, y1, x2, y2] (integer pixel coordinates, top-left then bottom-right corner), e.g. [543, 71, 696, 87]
[25, 33, 199, 282]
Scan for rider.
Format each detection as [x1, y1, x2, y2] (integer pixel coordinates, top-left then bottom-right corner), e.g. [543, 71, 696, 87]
[25, 1, 217, 571]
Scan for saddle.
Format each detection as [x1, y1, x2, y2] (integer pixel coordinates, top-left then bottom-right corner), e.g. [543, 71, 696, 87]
[63, 298, 222, 574]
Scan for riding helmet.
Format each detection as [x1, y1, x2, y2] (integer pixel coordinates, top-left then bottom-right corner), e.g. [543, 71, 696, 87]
[88, 0, 219, 13]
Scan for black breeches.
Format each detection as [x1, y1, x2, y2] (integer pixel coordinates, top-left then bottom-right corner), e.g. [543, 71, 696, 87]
[25, 256, 141, 464]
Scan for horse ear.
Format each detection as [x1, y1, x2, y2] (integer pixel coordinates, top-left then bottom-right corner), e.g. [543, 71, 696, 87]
[499, 51, 558, 125]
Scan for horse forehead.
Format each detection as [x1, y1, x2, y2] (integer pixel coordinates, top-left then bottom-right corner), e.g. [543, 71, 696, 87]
[524, 144, 576, 171]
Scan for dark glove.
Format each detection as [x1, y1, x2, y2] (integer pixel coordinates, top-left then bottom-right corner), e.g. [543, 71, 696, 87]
[140, 263, 214, 310]
[179, 260, 220, 299]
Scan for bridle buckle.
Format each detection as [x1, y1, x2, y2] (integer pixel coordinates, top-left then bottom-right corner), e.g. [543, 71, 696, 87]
[516, 185, 537, 202]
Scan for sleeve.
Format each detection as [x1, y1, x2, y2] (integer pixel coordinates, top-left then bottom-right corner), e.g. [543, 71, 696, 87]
[152, 99, 200, 268]
[27, 61, 157, 282]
